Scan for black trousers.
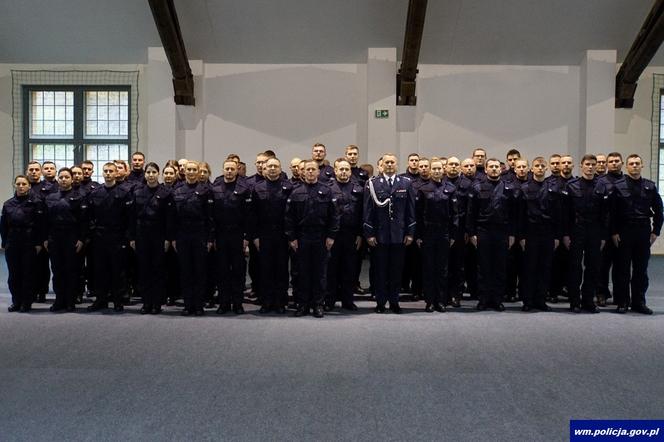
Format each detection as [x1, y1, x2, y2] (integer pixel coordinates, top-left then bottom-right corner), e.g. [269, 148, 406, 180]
[216, 233, 245, 306]
[49, 230, 80, 308]
[136, 231, 166, 309]
[248, 242, 260, 296]
[35, 248, 50, 297]
[614, 223, 651, 308]
[296, 237, 329, 308]
[464, 242, 478, 298]
[176, 235, 208, 312]
[448, 233, 465, 300]
[421, 233, 450, 305]
[523, 226, 555, 307]
[84, 242, 95, 296]
[506, 242, 525, 299]
[93, 234, 127, 306]
[550, 246, 570, 297]
[598, 240, 618, 298]
[164, 247, 180, 303]
[289, 247, 299, 301]
[371, 243, 405, 305]
[205, 249, 217, 302]
[327, 231, 357, 306]
[477, 226, 508, 306]
[259, 235, 289, 308]
[401, 242, 422, 296]
[567, 227, 601, 307]
[5, 243, 36, 307]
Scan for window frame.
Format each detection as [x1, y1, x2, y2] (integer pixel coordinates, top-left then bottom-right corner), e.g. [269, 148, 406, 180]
[22, 84, 132, 169]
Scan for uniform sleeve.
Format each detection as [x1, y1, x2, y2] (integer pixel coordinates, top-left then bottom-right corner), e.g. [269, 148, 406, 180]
[284, 194, 297, 242]
[449, 191, 459, 240]
[363, 181, 376, 239]
[123, 191, 134, 243]
[414, 189, 425, 241]
[405, 183, 416, 238]
[78, 197, 88, 244]
[507, 187, 520, 238]
[205, 189, 215, 244]
[326, 192, 340, 240]
[561, 185, 573, 237]
[651, 187, 663, 236]
[127, 193, 137, 242]
[165, 192, 176, 242]
[0, 204, 8, 248]
[466, 187, 478, 237]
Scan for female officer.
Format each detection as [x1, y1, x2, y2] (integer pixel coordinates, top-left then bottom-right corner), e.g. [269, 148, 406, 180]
[130, 162, 174, 314]
[162, 163, 180, 306]
[1, 175, 45, 312]
[44, 168, 86, 312]
[199, 161, 217, 307]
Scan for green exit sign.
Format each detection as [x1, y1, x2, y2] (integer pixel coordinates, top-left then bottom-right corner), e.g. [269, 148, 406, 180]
[375, 109, 389, 119]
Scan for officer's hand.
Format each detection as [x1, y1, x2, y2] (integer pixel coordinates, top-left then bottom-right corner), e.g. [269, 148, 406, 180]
[43, 240, 49, 251]
[519, 239, 525, 251]
[34, 245, 42, 254]
[450, 238, 455, 247]
[355, 236, 362, 250]
[508, 236, 515, 249]
[289, 239, 298, 252]
[206, 242, 213, 252]
[612, 234, 620, 248]
[554, 239, 560, 250]
[172, 240, 177, 252]
[75, 240, 84, 254]
[650, 233, 658, 245]
[416, 239, 423, 248]
[367, 237, 377, 247]
[404, 235, 413, 246]
[253, 238, 260, 251]
[470, 236, 478, 247]
[325, 238, 334, 250]
[163, 240, 170, 253]
[562, 236, 571, 249]
[129, 240, 136, 251]
[464, 233, 469, 244]
[600, 240, 606, 251]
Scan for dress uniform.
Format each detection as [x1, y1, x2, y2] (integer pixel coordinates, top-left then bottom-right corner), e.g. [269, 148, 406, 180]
[445, 174, 472, 306]
[416, 178, 458, 311]
[1, 189, 45, 312]
[611, 176, 663, 314]
[363, 174, 416, 313]
[285, 180, 340, 317]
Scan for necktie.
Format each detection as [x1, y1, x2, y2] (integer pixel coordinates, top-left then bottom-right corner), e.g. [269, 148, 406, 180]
[388, 177, 393, 189]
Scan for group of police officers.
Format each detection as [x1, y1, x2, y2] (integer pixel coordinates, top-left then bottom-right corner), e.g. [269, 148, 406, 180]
[1, 143, 661, 317]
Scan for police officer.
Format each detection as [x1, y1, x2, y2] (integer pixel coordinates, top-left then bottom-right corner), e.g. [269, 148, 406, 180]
[548, 154, 574, 303]
[611, 154, 663, 314]
[252, 158, 293, 313]
[44, 168, 86, 312]
[402, 153, 420, 180]
[312, 143, 335, 183]
[416, 159, 457, 312]
[211, 159, 252, 315]
[445, 156, 473, 307]
[501, 149, 521, 183]
[86, 162, 133, 312]
[127, 152, 146, 183]
[326, 159, 363, 311]
[467, 158, 519, 311]
[519, 157, 562, 311]
[34, 161, 58, 303]
[80, 161, 99, 195]
[345, 145, 369, 184]
[172, 161, 214, 316]
[1, 175, 45, 312]
[162, 164, 181, 306]
[285, 160, 339, 318]
[364, 153, 416, 314]
[505, 158, 529, 302]
[562, 154, 607, 313]
[472, 148, 487, 180]
[129, 162, 174, 315]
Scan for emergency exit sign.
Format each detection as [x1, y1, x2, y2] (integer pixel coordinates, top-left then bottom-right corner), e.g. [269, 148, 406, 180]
[375, 109, 389, 118]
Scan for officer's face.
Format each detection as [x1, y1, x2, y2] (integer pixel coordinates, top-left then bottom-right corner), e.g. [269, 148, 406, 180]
[15, 177, 30, 196]
[531, 160, 547, 178]
[486, 160, 501, 179]
[265, 159, 282, 181]
[473, 150, 486, 166]
[303, 162, 320, 184]
[607, 156, 623, 173]
[596, 155, 607, 174]
[461, 160, 476, 177]
[626, 157, 643, 179]
[377, 160, 384, 175]
[238, 163, 246, 177]
[346, 149, 358, 166]
[298, 162, 305, 178]
[81, 163, 93, 179]
[145, 166, 159, 186]
[515, 160, 528, 179]
[549, 157, 561, 175]
[115, 164, 127, 178]
[223, 161, 238, 182]
[71, 167, 83, 185]
[446, 157, 460, 178]
[178, 160, 187, 176]
[334, 161, 351, 183]
[103, 165, 117, 184]
[132, 154, 144, 171]
[383, 156, 397, 175]
[26, 164, 41, 183]
[199, 167, 210, 183]
[289, 160, 300, 177]
[42, 164, 56, 179]
[312, 146, 326, 161]
[581, 160, 596, 178]
[163, 167, 176, 184]
[408, 156, 419, 171]
[560, 156, 573, 176]
[57, 171, 73, 190]
[506, 154, 520, 169]
[430, 162, 444, 182]
[185, 163, 200, 184]
[255, 155, 268, 174]
[418, 161, 430, 179]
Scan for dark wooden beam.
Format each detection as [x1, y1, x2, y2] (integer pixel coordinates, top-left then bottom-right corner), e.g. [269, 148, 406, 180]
[616, 0, 664, 108]
[148, 0, 195, 105]
[397, 0, 428, 106]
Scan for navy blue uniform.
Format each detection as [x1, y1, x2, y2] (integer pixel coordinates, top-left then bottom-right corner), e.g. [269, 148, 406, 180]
[318, 163, 336, 183]
[1, 193, 45, 310]
[285, 181, 340, 312]
[351, 167, 369, 184]
[76, 179, 99, 301]
[172, 182, 214, 315]
[127, 169, 145, 184]
[506, 177, 528, 302]
[33, 179, 58, 301]
[44, 188, 87, 310]
[467, 178, 519, 309]
[211, 178, 252, 310]
[402, 177, 430, 299]
[611, 176, 663, 311]
[251, 178, 293, 310]
[597, 171, 625, 301]
[548, 174, 574, 301]
[416, 179, 458, 308]
[129, 183, 174, 312]
[363, 175, 416, 308]
[446, 174, 473, 303]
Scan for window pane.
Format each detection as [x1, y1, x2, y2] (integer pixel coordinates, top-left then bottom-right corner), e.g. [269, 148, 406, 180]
[98, 91, 108, 105]
[109, 106, 119, 120]
[120, 92, 128, 105]
[86, 91, 97, 105]
[43, 91, 54, 105]
[54, 106, 65, 120]
[87, 105, 97, 120]
[108, 121, 119, 135]
[31, 144, 75, 169]
[30, 89, 74, 139]
[55, 92, 66, 106]
[109, 91, 119, 105]
[32, 91, 43, 105]
[85, 90, 128, 140]
[54, 121, 66, 135]
[97, 106, 108, 121]
[85, 144, 128, 182]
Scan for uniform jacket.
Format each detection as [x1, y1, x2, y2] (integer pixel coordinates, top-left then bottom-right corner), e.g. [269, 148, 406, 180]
[211, 178, 253, 240]
[129, 183, 174, 242]
[415, 179, 458, 240]
[44, 188, 87, 242]
[610, 176, 664, 236]
[0, 194, 45, 248]
[563, 176, 609, 237]
[251, 178, 293, 239]
[467, 177, 519, 236]
[285, 181, 340, 241]
[363, 175, 416, 244]
[172, 182, 214, 242]
[518, 177, 563, 239]
[329, 180, 364, 236]
[86, 183, 133, 239]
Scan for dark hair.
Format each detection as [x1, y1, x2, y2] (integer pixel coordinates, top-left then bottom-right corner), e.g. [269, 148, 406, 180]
[626, 154, 641, 162]
[42, 161, 56, 167]
[132, 151, 145, 159]
[27, 160, 40, 167]
[581, 154, 597, 163]
[506, 149, 521, 158]
[57, 167, 72, 177]
[607, 152, 623, 160]
[81, 160, 94, 167]
[145, 162, 160, 173]
[486, 158, 501, 166]
[408, 153, 420, 159]
[264, 149, 277, 157]
[14, 174, 30, 184]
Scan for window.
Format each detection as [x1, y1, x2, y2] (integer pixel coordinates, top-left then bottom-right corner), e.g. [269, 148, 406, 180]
[24, 86, 131, 183]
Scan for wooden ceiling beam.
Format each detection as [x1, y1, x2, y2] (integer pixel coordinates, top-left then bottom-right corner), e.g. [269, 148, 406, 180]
[397, 0, 428, 106]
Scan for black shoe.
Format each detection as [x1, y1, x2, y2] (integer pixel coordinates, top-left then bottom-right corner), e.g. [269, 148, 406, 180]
[494, 303, 505, 312]
[233, 305, 245, 315]
[570, 304, 581, 313]
[389, 302, 402, 314]
[151, 307, 162, 314]
[294, 306, 308, 317]
[206, 301, 216, 309]
[194, 309, 205, 316]
[113, 304, 124, 313]
[20, 304, 31, 313]
[596, 295, 607, 307]
[37, 293, 46, 303]
[217, 304, 231, 314]
[615, 305, 628, 314]
[582, 303, 600, 314]
[632, 305, 653, 315]
[180, 309, 191, 316]
[87, 302, 108, 312]
[259, 306, 271, 314]
[140, 306, 151, 315]
[50, 303, 66, 312]
[341, 303, 358, 311]
[548, 296, 559, 304]
[476, 302, 487, 311]
[521, 304, 532, 312]
[66, 304, 76, 312]
[434, 303, 446, 313]
[451, 298, 461, 308]
[166, 299, 176, 306]
[354, 286, 367, 295]
[8, 304, 19, 312]
[535, 303, 551, 312]
[313, 306, 324, 318]
[323, 304, 334, 312]
[75, 295, 83, 304]
[374, 304, 386, 314]
[411, 294, 421, 302]
[275, 306, 287, 314]
[425, 303, 434, 313]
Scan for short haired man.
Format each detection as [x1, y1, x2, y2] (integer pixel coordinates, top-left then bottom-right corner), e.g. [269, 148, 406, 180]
[402, 153, 420, 180]
[345, 145, 369, 184]
[312, 143, 335, 182]
[472, 148, 487, 180]
[128, 152, 146, 183]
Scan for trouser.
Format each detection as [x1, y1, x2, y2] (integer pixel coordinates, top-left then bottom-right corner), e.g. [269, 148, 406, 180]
[371, 243, 405, 305]
[448, 233, 466, 300]
[421, 232, 450, 306]
[216, 232, 245, 307]
[5, 243, 36, 307]
[289, 247, 299, 301]
[176, 235, 208, 312]
[567, 226, 602, 307]
[205, 248, 217, 302]
[523, 226, 555, 307]
[598, 239, 618, 298]
[506, 241, 525, 300]
[259, 234, 289, 308]
[464, 242, 478, 298]
[354, 242, 367, 288]
[248, 242, 260, 296]
[477, 226, 509, 307]
[401, 242, 422, 296]
[296, 236, 329, 308]
[84, 242, 95, 296]
[35, 247, 50, 297]
[125, 244, 137, 298]
[136, 231, 166, 309]
[326, 231, 357, 306]
[164, 247, 180, 303]
[613, 223, 651, 308]
[93, 233, 127, 307]
[49, 230, 80, 308]
[550, 246, 570, 297]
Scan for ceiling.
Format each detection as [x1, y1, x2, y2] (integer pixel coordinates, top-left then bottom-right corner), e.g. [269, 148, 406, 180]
[0, 0, 662, 65]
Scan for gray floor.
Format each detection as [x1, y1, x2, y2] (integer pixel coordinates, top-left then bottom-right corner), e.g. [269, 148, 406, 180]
[1, 256, 663, 442]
